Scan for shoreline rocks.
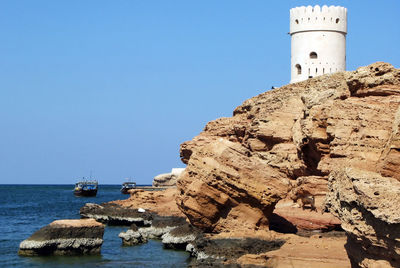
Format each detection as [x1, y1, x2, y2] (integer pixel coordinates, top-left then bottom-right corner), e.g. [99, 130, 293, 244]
[18, 219, 104, 256]
[117, 215, 202, 251]
[118, 224, 148, 246]
[111, 188, 185, 217]
[162, 223, 201, 250]
[187, 236, 286, 267]
[80, 203, 152, 226]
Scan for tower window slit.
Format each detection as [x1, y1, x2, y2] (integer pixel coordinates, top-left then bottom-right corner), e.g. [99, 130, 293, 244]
[295, 64, 302, 75]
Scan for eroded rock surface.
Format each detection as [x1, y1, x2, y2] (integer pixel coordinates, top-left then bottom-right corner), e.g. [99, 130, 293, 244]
[112, 188, 185, 217]
[80, 203, 152, 226]
[18, 219, 104, 256]
[118, 216, 188, 246]
[187, 236, 285, 267]
[177, 62, 400, 234]
[325, 168, 400, 268]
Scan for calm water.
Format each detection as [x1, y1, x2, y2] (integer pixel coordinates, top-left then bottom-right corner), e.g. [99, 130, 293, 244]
[0, 185, 189, 267]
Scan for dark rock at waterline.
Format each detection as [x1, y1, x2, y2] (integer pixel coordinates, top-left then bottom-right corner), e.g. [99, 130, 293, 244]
[80, 203, 153, 226]
[162, 223, 202, 250]
[118, 229, 148, 246]
[187, 237, 285, 267]
[119, 215, 189, 246]
[130, 223, 138, 231]
[18, 219, 104, 256]
[152, 216, 187, 228]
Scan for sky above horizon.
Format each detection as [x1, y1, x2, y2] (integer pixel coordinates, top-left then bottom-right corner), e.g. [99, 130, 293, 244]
[1, 1, 399, 184]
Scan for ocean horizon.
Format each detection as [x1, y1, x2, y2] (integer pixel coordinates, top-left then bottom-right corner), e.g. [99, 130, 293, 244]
[0, 184, 189, 267]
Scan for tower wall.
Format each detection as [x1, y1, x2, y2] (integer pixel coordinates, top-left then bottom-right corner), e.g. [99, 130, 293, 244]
[290, 5, 347, 83]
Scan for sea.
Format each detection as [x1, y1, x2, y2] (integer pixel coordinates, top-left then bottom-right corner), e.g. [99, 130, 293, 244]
[0, 185, 190, 267]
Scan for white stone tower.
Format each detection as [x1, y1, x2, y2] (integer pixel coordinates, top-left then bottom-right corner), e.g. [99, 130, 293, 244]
[290, 5, 347, 83]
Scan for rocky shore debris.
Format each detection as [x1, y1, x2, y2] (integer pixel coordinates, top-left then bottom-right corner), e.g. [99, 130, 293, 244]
[162, 223, 201, 250]
[80, 202, 152, 226]
[118, 215, 197, 248]
[186, 236, 285, 267]
[18, 219, 104, 256]
[118, 224, 148, 246]
[325, 168, 400, 268]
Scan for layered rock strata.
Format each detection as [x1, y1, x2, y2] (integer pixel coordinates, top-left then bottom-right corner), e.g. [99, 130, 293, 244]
[80, 203, 152, 226]
[177, 62, 400, 233]
[325, 168, 400, 268]
[18, 219, 104, 256]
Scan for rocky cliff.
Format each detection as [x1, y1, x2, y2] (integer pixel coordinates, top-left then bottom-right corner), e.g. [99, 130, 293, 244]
[177, 62, 400, 237]
[325, 168, 400, 268]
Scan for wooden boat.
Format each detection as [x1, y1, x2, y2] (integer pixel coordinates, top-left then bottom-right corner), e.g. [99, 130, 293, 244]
[121, 181, 136, 194]
[74, 179, 98, 197]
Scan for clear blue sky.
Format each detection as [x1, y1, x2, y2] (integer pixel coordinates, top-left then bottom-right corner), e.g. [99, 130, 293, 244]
[0, 1, 399, 184]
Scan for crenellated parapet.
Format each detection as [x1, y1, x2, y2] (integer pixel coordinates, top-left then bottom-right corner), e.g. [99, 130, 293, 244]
[290, 5, 347, 35]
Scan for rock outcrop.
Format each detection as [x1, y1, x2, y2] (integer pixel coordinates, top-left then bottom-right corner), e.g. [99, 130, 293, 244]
[118, 216, 188, 246]
[325, 168, 400, 268]
[112, 188, 185, 217]
[118, 224, 148, 246]
[177, 62, 400, 234]
[162, 223, 201, 250]
[80, 203, 152, 226]
[18, 219, 104, 256]
[187, 235, 285, 267]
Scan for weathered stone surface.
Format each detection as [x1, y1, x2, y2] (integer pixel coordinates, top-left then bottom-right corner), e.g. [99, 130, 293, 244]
[325, 168, 400, 268]
[186, 235, 285, 267]
[118, 229, 147, 246]
[177, 139, 291, 233]
[80, 203, 152, 226]
[119, 216, 188, 246]
[162, 223, 201, 250]
[177, 62, 400, 234]
[262, 235, 351, 268]
[112, 188, 185, 217]
[271, 199, 341, 232]
[18, 219, 104, 256]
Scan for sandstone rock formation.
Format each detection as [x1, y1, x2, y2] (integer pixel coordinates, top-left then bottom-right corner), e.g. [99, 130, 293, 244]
[325, 168, 400, 268]
[177, 62, 400, 234]
[112, 188, 185, 217]
[18, 219, 104, 256]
